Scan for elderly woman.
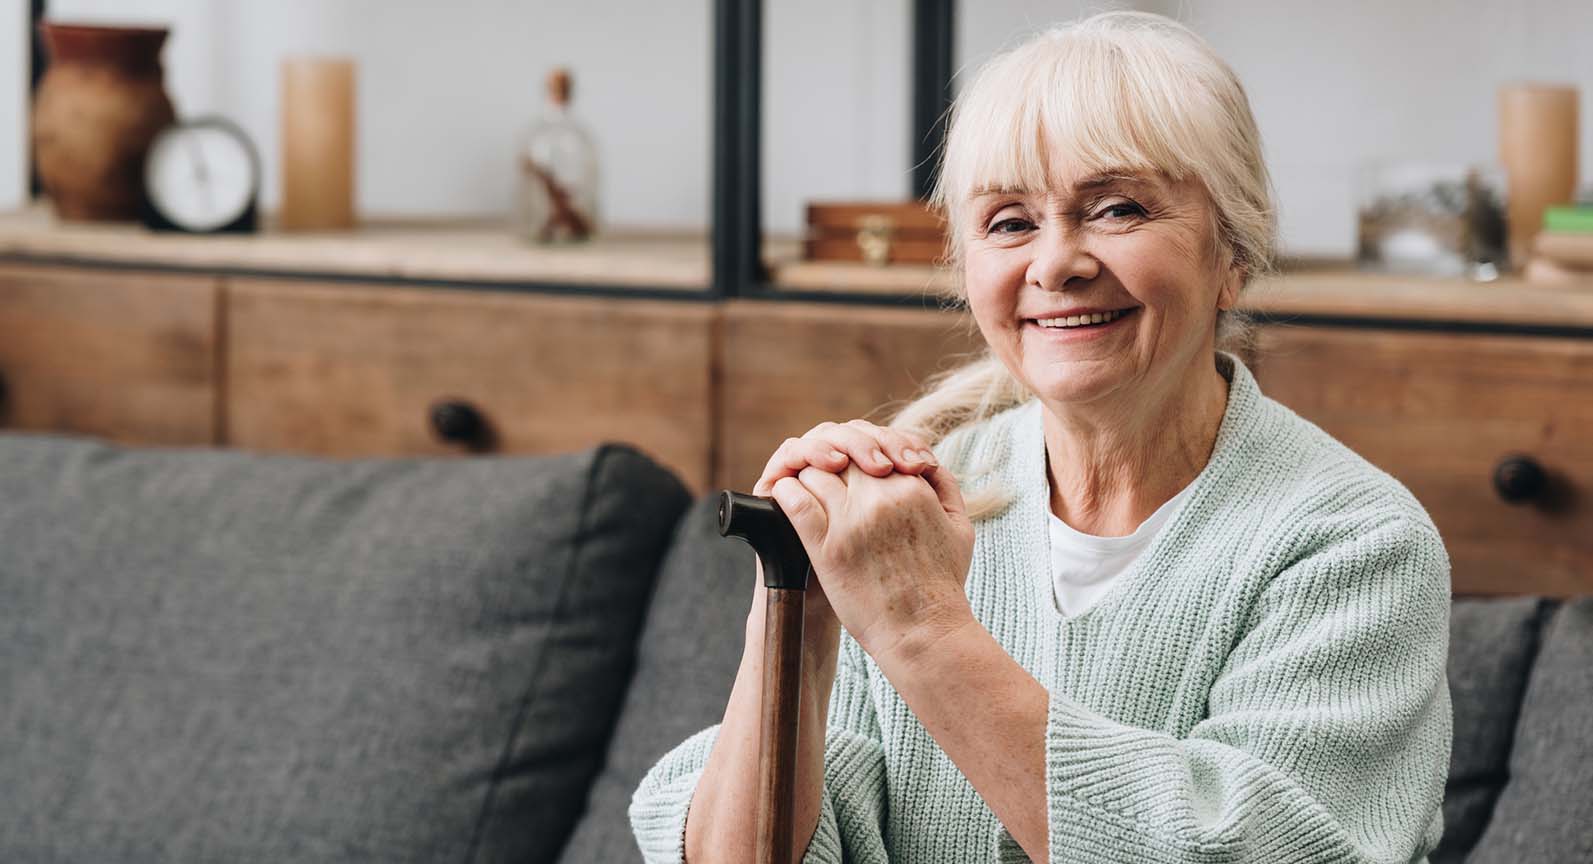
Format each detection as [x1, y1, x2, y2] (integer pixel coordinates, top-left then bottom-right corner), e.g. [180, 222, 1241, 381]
[631, 11, 1450, 864]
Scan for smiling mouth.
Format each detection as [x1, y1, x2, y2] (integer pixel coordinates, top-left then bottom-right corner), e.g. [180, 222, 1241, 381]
[1025, 307, 1139, 330]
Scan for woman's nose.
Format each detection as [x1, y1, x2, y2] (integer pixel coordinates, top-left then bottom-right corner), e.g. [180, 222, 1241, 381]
[1025, 223, 1100, 290]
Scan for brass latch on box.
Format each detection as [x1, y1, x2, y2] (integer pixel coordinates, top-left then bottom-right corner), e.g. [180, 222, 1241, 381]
[856, 215, 895, 266]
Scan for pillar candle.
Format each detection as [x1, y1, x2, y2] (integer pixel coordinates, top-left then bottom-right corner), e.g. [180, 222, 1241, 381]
[1498, 84, 1579, 270]
[279, 57, 355, 231]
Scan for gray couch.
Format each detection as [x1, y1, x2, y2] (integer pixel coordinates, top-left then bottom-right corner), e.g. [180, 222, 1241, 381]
[0, 433, 1587, 863]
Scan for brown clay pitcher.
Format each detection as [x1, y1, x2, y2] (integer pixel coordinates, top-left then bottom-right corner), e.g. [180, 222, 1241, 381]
[32, 23, 177, 221]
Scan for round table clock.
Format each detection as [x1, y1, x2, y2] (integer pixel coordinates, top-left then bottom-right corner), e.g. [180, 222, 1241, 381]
[141, 116, 261, 233]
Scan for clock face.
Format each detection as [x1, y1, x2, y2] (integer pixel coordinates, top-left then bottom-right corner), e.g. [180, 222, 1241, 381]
[144, 119, 260, 232]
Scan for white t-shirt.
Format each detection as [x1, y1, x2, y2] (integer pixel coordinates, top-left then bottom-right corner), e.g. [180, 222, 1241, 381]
[1046, 478, 1196, 617]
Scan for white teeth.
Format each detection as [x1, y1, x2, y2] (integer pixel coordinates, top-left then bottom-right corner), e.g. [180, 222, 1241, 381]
[1035, 309, 1127, 328]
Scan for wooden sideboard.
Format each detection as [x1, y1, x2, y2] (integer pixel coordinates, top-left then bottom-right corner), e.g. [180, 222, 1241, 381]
[1, 217, 1590, 596]
[0, 263, 218, 444]
[0, 262, 979, 498]
[1248, 325, 1592, 597]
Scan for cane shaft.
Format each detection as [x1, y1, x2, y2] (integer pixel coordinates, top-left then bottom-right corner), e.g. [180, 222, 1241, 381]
[755, 587, 805, 864]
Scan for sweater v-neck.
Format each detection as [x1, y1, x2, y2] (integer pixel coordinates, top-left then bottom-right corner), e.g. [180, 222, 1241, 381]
[1044, 474, 1197, 617]
[1007, 352, 1252, 634]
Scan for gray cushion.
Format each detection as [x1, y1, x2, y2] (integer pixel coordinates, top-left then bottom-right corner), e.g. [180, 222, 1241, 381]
[0, 435, 689, 864]
[1466, 596, 1593, 864]
[1431, 596, 1556, 863]
[556, 493, 755, 863]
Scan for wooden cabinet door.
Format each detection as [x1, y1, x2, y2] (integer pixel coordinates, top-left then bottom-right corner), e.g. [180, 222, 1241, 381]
[1252, 325, 1593, 596]
[716, 300, 987, 491]
[225, 278, 716, 493]
[0, 263, 219, 445]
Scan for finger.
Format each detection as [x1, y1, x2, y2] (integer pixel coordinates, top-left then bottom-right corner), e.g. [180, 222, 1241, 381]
[758, 436, 847, 497]
[796, 464, 849, 510]
[755, 436, 849, 496]
[857, 421, 938, 472]
[918, 462, 967, 519]
[770, 475, 829, 551]
[801, 423, 897, 477]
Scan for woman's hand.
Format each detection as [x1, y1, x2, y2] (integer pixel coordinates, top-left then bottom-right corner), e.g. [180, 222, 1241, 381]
[752, 420, 942, 628]
[754, 419, 941, 497]
[769, 455, 976, 667]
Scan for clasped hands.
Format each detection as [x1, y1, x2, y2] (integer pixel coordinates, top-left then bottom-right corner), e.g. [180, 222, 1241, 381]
[753, 419, 977, 668]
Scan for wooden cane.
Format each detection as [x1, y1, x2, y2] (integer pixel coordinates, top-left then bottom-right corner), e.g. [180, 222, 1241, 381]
[718, 490, 813, 864]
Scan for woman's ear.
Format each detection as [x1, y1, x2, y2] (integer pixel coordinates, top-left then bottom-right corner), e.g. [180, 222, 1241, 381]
[1206, 212, 1245, 312]
[1216, 261, 1244, 311]
[1211, 241, 1244, 311]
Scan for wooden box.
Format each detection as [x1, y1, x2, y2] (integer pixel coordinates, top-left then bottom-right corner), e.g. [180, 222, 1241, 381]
[804, 201, 946, 265]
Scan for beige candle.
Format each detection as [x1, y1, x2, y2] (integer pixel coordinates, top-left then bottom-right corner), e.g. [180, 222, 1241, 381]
[279, 57, 355, 231]
[1498, 83, 1578, 270]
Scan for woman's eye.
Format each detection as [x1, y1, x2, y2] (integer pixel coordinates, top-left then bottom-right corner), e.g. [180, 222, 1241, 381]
[1095, 202, 1145, 220]
[990, 218, 1032, 234]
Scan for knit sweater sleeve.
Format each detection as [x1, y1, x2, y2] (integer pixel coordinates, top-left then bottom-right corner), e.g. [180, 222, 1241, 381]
[628, 628, 891, 863]
[1004, 515, 1452, 864]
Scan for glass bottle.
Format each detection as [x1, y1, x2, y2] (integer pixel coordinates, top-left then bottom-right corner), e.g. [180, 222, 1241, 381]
[514, 67, 600, 244]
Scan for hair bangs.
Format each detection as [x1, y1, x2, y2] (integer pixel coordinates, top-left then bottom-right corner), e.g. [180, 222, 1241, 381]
[946, 35, 1202, 207]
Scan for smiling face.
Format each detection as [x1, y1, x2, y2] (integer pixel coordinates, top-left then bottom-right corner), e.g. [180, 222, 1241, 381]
[961, 166, 1241, 414]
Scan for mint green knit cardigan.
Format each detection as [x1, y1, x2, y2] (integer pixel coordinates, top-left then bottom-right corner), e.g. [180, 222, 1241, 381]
[630, 353, 1452, 863]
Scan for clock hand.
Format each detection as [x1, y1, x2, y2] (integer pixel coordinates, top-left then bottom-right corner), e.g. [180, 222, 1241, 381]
[184, 134, 217, 214]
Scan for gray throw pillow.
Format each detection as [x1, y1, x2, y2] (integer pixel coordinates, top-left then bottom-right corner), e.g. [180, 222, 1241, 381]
[1431, 596, 1555, 864]
[0, 435, 689, 864]
[556, 493, 755, 864]
[1465, 596, 1593, 864]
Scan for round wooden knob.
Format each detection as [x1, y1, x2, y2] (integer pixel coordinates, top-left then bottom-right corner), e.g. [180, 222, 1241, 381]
[429, 398, 493, 450]
[1493, 454, 1547, 504]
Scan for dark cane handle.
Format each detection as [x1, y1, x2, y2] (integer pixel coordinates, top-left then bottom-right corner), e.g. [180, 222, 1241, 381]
[718, 490, 813, 590]
[1493, 454, 1546, 504]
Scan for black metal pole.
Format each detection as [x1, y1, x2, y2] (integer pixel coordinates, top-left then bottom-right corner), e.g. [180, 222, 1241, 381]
[30, 0, 47, 198]
[712, 0, 765, 298]
[911, 0, 955, 202]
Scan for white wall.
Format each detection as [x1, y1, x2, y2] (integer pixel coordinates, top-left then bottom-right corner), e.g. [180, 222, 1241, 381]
[0, 0, 25, 211]
[765, 0, 912, 228]
[20, 0, 1593, 252]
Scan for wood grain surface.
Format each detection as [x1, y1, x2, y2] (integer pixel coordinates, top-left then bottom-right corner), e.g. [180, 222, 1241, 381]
[0, 263, 218, 445]
[225, 278, 717, 492]
[1252, 324, 1593, 596]
[0, 205, 720, 290]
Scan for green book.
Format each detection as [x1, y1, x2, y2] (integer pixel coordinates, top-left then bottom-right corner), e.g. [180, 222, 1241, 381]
[1544, 206, 1593, 234]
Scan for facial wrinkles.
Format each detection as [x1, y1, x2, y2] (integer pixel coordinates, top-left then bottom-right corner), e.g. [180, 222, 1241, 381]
[971, 183, 1157, 240]
[963, 174, 1219, 356]
[962, 170, 1166, 221]
[974, 198, 1141, 313]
